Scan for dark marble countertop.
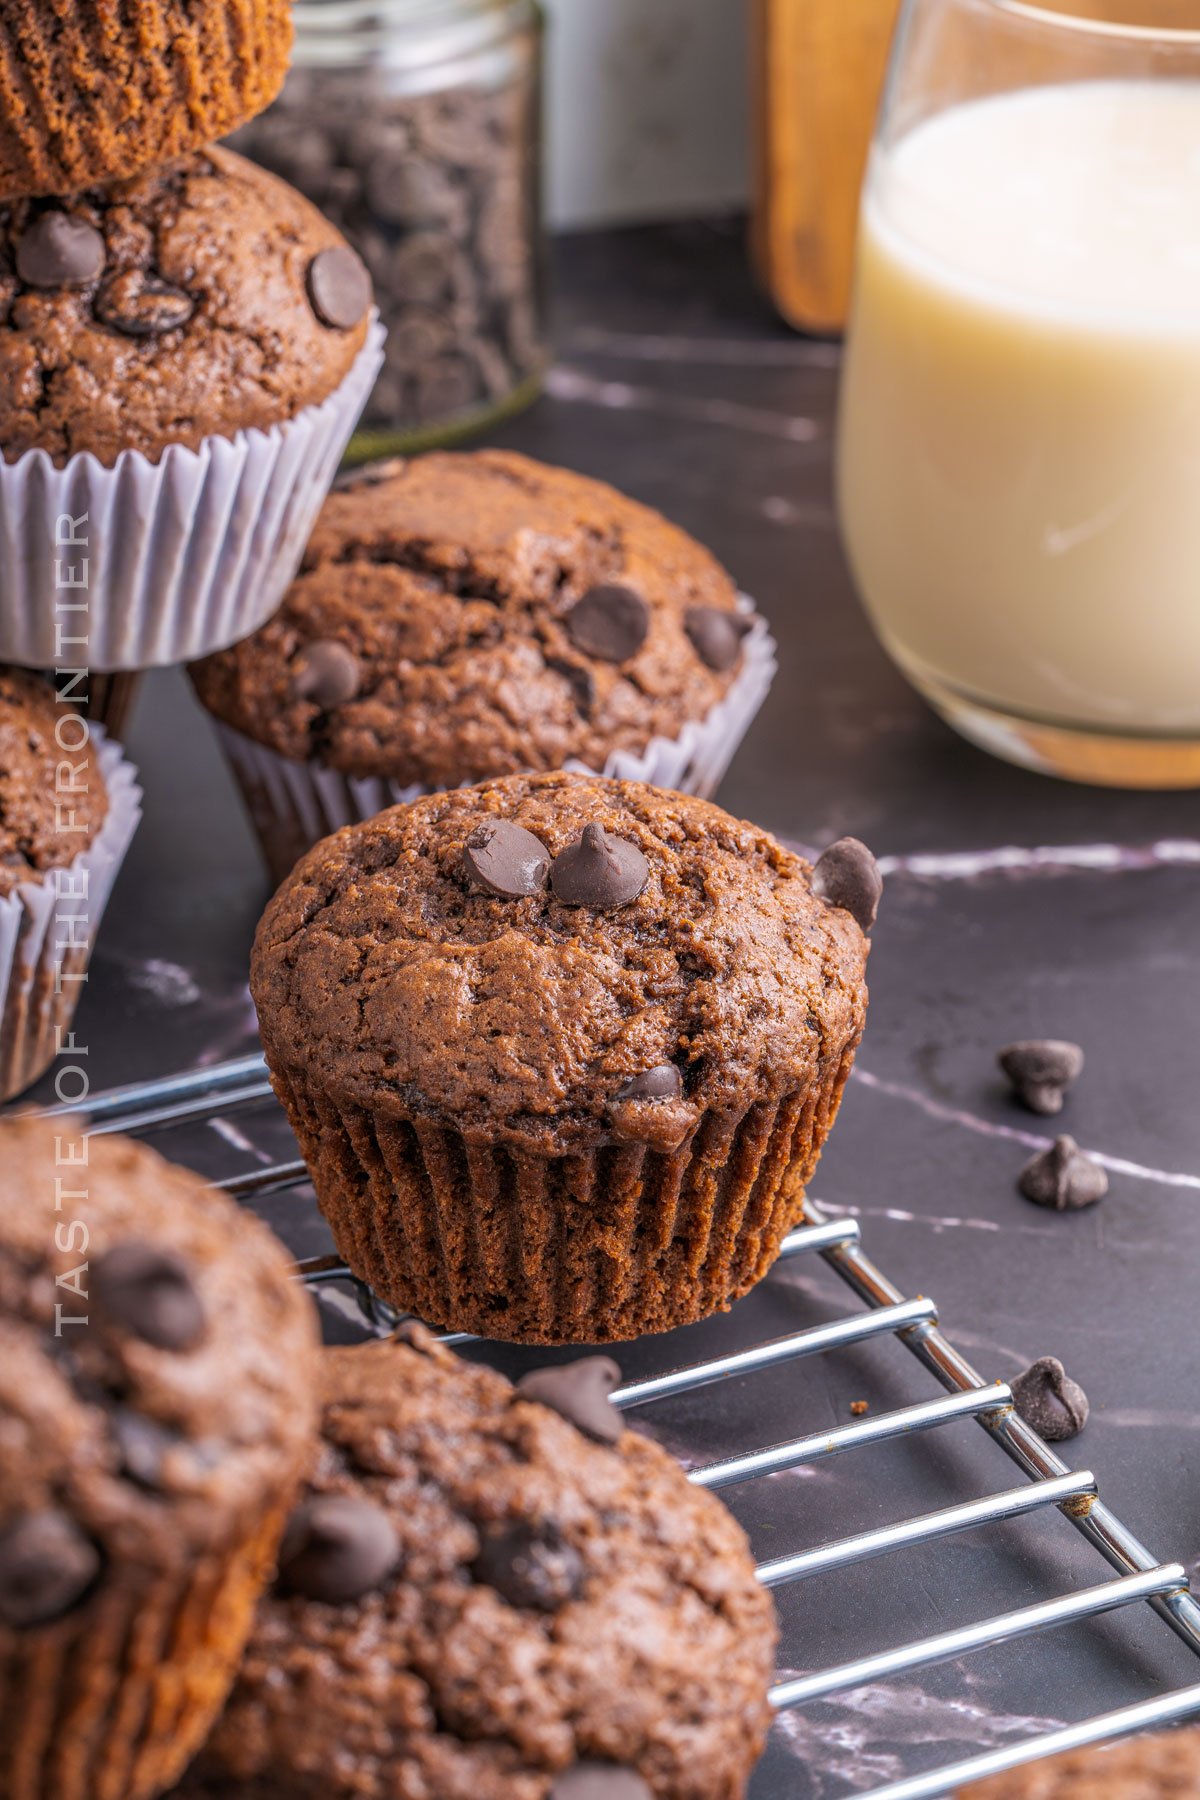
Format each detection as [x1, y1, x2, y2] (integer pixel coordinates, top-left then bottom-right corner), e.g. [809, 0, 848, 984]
[39, 218, 1200, 1797]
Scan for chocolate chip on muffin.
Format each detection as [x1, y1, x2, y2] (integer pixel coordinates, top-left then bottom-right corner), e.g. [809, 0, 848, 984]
[515, 1359, 625, 1445]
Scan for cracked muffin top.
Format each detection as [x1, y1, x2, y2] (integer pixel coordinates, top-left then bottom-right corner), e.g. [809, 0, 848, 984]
[250, 772, 870, 1152]
[189, 450, 765, 785]
[0, 668, 108, 897]
[0, 1117, 319, 1613]
[0, 146, 372, 467]
[185, 1327, 778, 1800]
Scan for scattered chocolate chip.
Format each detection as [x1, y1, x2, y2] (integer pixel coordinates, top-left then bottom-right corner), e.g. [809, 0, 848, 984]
[334, 457, 406, 493]
[546, 656, 596, 715]
[307, 245, 371, 330]
[684, 604, 752, 673]
[565, 585, 650, 664]
[91, 1243, 206, 1353]
[550, 1766, 652, 1800]
[1018, 1136, 1108, 1211]
[1010, 1356, 1089, 1442]
[95, 270, 194, 338]
[516, 1358, 624, 1445]
[550, 824, 648, 909]
[811, 837, 882, 934]
[462, 820, 550, 898]
[999, 1040, 1085, 1116]
[291, 639, 361, 709]
[617, 1064, 683, 1102]
[112, 1410, 177, 1491]
[279, 1496, 401, 1604]
[0, 1511, 100, 1629]
[16, 212, 105, 289]
[472, 1521, 584, 1611]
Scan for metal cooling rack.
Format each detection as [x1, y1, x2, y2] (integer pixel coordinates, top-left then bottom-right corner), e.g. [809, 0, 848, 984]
[36, 1052, 1200, 1799]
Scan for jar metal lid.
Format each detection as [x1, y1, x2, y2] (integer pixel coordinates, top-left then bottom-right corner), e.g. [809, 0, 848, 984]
[292, 0, 537, 75]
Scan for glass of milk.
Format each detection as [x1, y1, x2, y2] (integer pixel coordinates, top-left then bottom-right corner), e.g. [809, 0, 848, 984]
[837, 0, 1200, 786]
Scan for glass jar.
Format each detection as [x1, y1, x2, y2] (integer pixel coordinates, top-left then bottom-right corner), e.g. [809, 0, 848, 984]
[233, 0, 546, 457]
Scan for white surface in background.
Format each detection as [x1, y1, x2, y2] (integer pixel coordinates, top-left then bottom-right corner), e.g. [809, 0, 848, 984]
[541, 0, 749, 227]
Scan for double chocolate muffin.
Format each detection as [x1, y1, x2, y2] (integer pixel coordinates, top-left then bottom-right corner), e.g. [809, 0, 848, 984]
[0, 0, 293, 201]
[251, 771, 875, 1343]
[184, 1327, 778, 1800]
[0, 666, 141, 1100]
[190, 451, 773, 881]
[0, 145, 371, 465]
[0, 1116, 320, 1800]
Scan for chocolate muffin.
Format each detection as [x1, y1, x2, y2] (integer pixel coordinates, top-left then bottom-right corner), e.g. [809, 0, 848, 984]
[0, 1115, 320, 1800]
[961, 1725, 1200, 1795]
[0, 146, 371, 466]
[250, 772, 875, 1343]
[0, 0, 293, 201]
[184, 1327, 778, 1800]
[190, 451, 775, 883]
[0, 667, 141, 1100]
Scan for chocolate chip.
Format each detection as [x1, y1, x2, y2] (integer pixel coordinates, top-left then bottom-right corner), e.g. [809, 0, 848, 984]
[550, 824, 648, 909]
[462, 820, 550, 898]
[472, 1521, 584, 1611]
[95, 270, 195, 338]
[550, 1766, 652, 1800]
[334, 457, 407, 493]
[112, 1410, 177, 1491]
[812, 837, 882, 933]
[617, 1064, 683, 1102]
[16, 212, 105, 288]
[1018, 1135, 1108, 1211]
[999, 1040, 1085, 1116]
[307, 245, 371, 330]
[565, 585, 649, 664]
[546, 656, 596, 715]
[0, 1512, 100, 1629]
[291, 640, 361, 708]
[516, 1358, 624, 1445]
[684, 604, 752, 673]
[91, 1242, 206, 1353]
[1010, 1357, 1089, 1442]
[279, 1496, 401, 1604]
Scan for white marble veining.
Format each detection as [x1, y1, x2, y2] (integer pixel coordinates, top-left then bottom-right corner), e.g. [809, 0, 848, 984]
[565, 325, 844, 368]
[544, 365, 822, 442]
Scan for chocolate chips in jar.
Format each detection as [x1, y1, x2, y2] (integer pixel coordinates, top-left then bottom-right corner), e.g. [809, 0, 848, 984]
[230, 0, 545, 445]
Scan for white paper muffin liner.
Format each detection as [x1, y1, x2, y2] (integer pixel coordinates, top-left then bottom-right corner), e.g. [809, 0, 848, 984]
[0, 317, 386, 672]
[0, 729, 142, 1100]
[213, 603, 777, 884]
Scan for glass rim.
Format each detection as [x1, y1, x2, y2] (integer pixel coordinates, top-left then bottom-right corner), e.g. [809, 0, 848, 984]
[973, 0, 1200, 45]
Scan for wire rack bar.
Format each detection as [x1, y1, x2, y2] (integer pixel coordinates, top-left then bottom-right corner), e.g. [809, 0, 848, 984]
[769, 1564, 1188, 1709]
[755, 1468, 1095, 1587]
[691, 1386, 1011, 1490]
[27, 1053, 1200, 1798]
[865, 1682, 1200, 1800]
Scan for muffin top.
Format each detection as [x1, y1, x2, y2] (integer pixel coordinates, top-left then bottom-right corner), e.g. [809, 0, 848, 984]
[0, 0, 293, 202]
[189, 450, 763, 785]
[962, 1726, 1200, 1796]
[0, 146, 372, 467]
[251, 772, 871, 1151]
[192, 1327, 777, 1800]
[0, 668, 108, 897]
[0, 1117, 319, 1634]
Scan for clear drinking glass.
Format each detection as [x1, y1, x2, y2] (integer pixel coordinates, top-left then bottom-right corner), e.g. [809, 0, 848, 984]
[837, 1, 1200, 787]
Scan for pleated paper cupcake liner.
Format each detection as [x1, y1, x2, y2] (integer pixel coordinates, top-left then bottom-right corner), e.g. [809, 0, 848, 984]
[0, 317, 385, 672]
[0, 1503, 287, 1800]
[269, 1036, 858, 1346]
[216, 604, 777, 885]
[0, 729, 142, 1102]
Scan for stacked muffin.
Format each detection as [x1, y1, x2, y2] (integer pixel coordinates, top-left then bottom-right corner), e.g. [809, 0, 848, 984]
[0, 0, 382, 715]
